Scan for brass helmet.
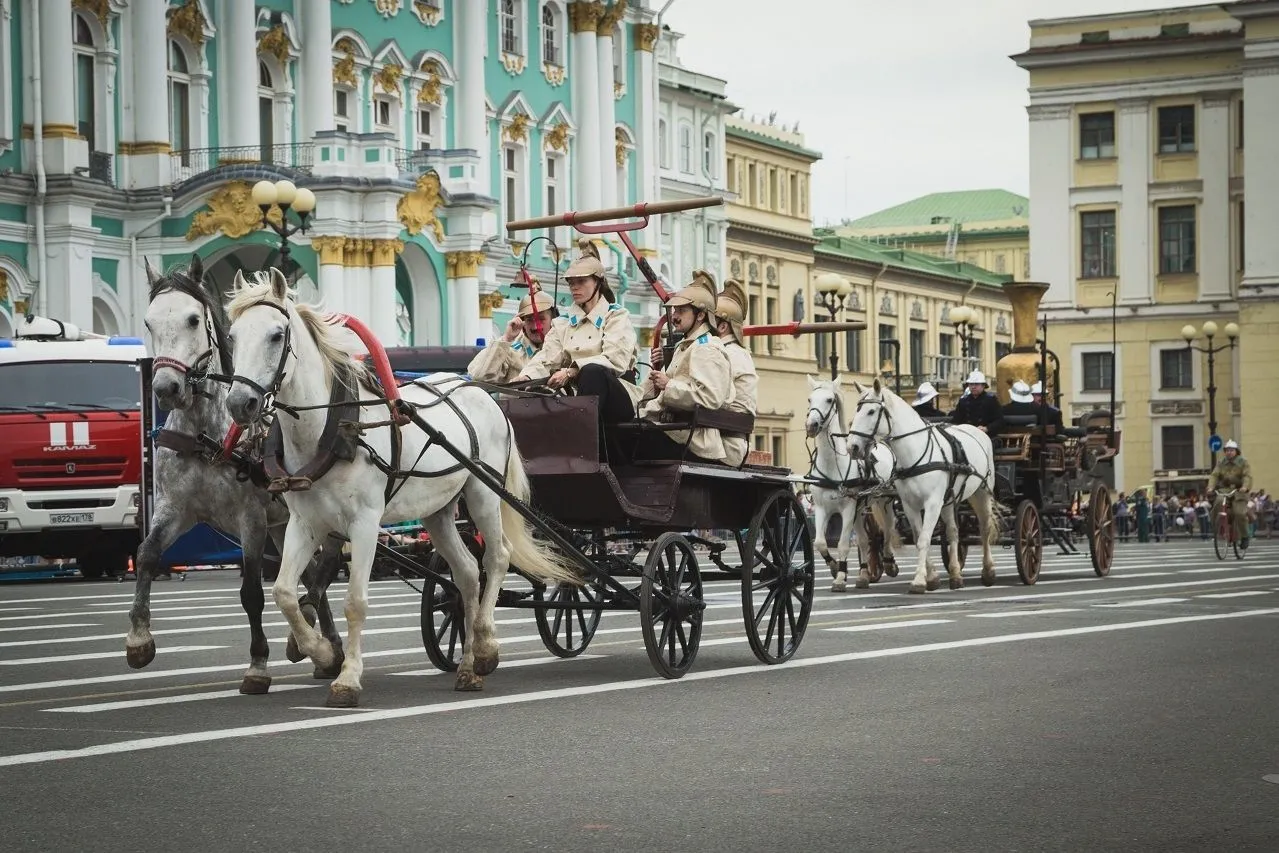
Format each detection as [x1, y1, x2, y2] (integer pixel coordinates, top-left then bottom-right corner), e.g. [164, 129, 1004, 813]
[714, 278, 747, 345]
[564, 238, 605, 280]
[667, 269, 718, 313]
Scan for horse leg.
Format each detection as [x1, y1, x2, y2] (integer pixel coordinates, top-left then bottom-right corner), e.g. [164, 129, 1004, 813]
[421, 512, 484, 691]
[326, 515, 380, 708]
[851, 502, 874, 590]
[127, 503, 188, 668]
[941, 504, 963, 590]
[236, 509, 273, 694]
[814, 502, 839, 589]
[464, 485, 511, 678]
[305, 536, 347, 679]
[833, 501, 858, 593]
[972, 490, 999, 586]
[902, 500, 938, 594]
[270, 518, 332, 672]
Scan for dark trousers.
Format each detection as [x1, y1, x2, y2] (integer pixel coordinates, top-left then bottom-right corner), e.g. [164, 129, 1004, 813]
[627, 429, 720, 466]
[576, 363, 635, 462]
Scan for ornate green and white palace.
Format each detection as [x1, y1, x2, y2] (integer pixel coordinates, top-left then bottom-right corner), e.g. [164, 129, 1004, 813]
[0, 0, 664, 345]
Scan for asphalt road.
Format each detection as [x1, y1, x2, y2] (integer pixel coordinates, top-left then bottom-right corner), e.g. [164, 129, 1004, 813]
[2, 538, 1277, 852]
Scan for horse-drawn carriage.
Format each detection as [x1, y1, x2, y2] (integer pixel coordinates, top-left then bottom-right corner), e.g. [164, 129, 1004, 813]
[132, 194, 852, 706]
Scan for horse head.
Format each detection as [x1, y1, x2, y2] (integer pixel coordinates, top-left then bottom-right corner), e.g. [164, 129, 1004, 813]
[846, 377, 900, 458]
[144, 252, 229, 411]
[224, 267, 296, 427]
[805, 374, 845, 439]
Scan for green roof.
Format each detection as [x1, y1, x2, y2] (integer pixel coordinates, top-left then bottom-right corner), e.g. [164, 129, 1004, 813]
[845, 189, 1029, 231]
[725, 125, 823, 161]
[814, 234, 1013, 289]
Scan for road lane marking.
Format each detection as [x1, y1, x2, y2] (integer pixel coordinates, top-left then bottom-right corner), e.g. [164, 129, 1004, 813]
[826, 619, 952, 632]
[0, 645, 225, 667]
[46, 683, 318, 713]
[0, 622, 99, 634]
[1, 608, 1274, 768]
[1181, 567, 1241, 574]
[390, 654, 607, 678]
[967, 609, 1081, 618]
[1093, 598, 1188, 607]
[1197, 590, 1272, 599]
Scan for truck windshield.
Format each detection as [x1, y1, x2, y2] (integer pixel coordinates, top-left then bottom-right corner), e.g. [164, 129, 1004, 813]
[0, 362, 141, 411]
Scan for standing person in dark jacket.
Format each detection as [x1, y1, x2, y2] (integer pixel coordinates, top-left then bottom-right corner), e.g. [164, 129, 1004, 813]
[950, 370, 1003, 434]
[911, 381, 947, 420]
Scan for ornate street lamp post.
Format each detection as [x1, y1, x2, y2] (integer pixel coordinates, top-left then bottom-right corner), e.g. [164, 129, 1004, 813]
[814, 272, 852, 380]
[1181, 319, 1240, 468]
[250, 179, 316, 273]
[949, 304, 978, 362]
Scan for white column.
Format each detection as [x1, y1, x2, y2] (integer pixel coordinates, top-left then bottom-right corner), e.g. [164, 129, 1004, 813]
[633, 22, 659, 248]
[1025, 105, 1072, 306]
[131, 0, 168, 144]
[1241, 58, 1279, 289]
[298, 0, 334, 141]
[570, 2, 601, 211]
[596, 23, 616, 209]
[222, 0, 260, 153]
[457, 0, 489, 194]
[310, 237, 346, 314]
[448, 251, 483, 346]
[1116, 98, 1152, 305]
[369, 246, 399, 345]
[41, 202, 97, 330]
[38, 0, 87, 173]
[1199, 94, 1233, 301]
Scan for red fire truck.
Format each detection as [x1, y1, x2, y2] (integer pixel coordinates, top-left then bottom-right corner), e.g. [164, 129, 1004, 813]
[0, 316, 145, 578]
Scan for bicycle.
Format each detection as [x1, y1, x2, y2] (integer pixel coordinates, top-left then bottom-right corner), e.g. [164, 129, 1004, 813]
[1212, 489, 1246, 561]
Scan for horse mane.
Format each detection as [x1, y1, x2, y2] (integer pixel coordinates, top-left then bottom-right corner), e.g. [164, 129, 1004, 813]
[149, 260, 234, 377]
[226, 271, 373, 394]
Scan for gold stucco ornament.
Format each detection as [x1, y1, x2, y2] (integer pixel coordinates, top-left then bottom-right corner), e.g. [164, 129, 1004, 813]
[186, 181, 282, 241]
[397, 172, 446, 244]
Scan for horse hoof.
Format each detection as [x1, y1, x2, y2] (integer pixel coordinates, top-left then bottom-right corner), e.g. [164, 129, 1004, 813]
[854, 579, 870, 590]
[454, 671, 485, 692]
[949, 577, 965, 591]
[885, 562, 900, 578]
[908, 584, 927, 595]
[473, 652, 499, 677]
[285, 634, 305, 664]
[981, 571, 996, 587]
[831, 581, 846, 593]
[239, 675, 271, 695]
[326, 684, 360, 708]
[125, 639, 156, 670]
[925, 578, 941, 592]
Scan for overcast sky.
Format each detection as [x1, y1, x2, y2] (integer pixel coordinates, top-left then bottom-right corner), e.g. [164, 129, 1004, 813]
[663, 0, 1177, 224]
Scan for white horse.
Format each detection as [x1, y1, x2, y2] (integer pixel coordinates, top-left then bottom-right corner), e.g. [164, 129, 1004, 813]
[803, 376, 901, 593]
[222, 269, 581, 707]
[845, 378, 1002, 594]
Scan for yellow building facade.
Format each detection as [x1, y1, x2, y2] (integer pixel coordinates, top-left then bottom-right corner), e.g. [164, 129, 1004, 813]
[725, 118, 1013, 470]
[1013, 1, 1279, 496]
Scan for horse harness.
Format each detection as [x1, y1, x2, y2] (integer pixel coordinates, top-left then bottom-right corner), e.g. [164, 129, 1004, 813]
[850, 397, 980, 506]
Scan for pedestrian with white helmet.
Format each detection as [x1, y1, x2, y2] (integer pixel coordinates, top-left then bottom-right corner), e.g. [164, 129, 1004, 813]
[911, 381, 946, 419]
[949, 369, 1003, 434]
[1208, 439, 1253, 549]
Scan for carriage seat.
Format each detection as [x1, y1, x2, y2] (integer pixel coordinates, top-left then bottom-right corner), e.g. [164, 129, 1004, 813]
[615, 406, 755, 466]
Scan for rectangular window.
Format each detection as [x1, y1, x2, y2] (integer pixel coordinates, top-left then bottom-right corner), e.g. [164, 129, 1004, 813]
[845, 328, 863, 373]
[1162, 425, 1195, 471]
[500, 1, 520, 55]
[1081, 210, 1117, 278]
[375, 99, 393, 129]
[75, 53, 96, 146]
[765, 297, 778, 355]
[749, 295, 763, 355]
[878, 323, 896, 371]
[771, 435, 784, 468]
[503, 146, 520, 224]
[1158, 205, 1196, 274]
[259, 96, 274, 160]
[1237, 99, 1244, 149]
[1239, 200, 1245, 270]
[909, 329, 925, 378]
[702, 133, 714, 177]
[938, 333, 954, 383]
[170, 82, 190, 162]
[679, 125, 692, 173]
[658, 121, 669, 169]
[815, 328, 828, 369]
[769, 168, 778, 211]
[1081, 351, 1114, 392]
[799, 177, 807, 215]
[1079, 111, 1116, 159]
[1159, 348, 1193, 390]
[1158, 105, 1195, 154]
[789, 174, 798, 213]
[417, 109, 435, 150]
[545, 155, 558, 218]
[746, 163, 757, 205]
[726, 156, 737, 192]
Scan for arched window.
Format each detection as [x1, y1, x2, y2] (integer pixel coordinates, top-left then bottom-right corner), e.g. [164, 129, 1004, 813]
[541, 4, 562, 66]
[258, 62, 275, 158]
[702, 131, 715, 178]
[168, 41, 192, 165]
[658, 119, 669, 169]
[73, 14, 97, 147]
[500, 0, 522, 55]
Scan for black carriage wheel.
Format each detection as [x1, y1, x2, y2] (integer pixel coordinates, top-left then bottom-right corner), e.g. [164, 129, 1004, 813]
[640, 533, 704, 679]
[1014, 500, 1043, 585]
[741, 490, 816, 666]
[1088, 483, 1115, 577]
[420, 567, 465, 673]
[535, 582, 603, 658]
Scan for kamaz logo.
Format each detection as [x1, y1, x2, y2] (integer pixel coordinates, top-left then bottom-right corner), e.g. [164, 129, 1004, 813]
[65, 462, 76, 474]
[42, 422, 97, 452]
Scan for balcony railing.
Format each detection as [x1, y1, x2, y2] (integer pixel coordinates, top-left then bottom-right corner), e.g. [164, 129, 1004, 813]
[924, 354, 983, 388]
[169, 143, 314, 183]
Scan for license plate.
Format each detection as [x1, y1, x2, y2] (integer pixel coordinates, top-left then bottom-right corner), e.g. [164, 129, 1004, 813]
[50, 513, 94, 525]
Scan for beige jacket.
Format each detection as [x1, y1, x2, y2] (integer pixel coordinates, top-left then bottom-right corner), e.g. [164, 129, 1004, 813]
[721, 339, 759, 467]
[518, 299, 642, 406]
[466, 333, 538, 384]
[639, 323, 733, 461]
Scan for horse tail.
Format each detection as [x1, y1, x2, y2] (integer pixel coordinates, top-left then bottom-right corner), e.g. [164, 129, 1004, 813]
[500, 429, 584, 587]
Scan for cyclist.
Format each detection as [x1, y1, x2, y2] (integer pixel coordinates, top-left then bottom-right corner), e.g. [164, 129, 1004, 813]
[1208, 439, 1253, 550]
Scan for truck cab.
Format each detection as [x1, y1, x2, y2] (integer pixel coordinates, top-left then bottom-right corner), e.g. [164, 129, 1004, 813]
[0, 315, 145, 578]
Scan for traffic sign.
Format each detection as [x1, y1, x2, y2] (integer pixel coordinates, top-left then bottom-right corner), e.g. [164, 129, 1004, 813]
[1209, 434, 1223, 453]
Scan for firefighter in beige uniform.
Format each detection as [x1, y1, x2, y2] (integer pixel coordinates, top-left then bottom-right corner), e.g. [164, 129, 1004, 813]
[466, 282, 557, 383]
[636, 271, 734, 463]
[712, 279, 758, 467]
